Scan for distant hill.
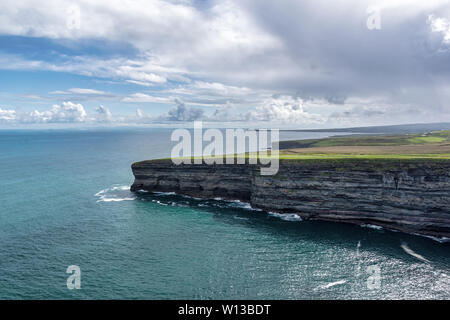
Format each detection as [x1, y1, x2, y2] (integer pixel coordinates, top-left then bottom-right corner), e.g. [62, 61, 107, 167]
[286, 122, 450, 134]
[278, 129, 450, 154]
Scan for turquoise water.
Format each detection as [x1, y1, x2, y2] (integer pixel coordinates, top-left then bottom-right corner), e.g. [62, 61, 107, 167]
[0, 128, 449, 299]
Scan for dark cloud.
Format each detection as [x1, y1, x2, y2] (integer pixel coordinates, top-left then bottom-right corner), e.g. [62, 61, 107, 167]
[235, 0, 450, 106]
[95, 105, 113, 122]
[164, 99, 205, 121]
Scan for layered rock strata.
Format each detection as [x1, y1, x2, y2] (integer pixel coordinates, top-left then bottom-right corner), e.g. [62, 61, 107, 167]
[131, 159, 450, 238]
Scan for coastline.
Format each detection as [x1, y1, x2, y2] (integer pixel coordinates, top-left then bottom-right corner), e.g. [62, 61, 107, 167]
[131, 158, 450, 239]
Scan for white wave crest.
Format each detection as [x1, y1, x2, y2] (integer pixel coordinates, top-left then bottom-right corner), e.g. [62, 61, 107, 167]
[361, 224, 383, 230]
[401, 242, 430, 263]
[317, 280, 347, 290]
[413, 233, 450, 243]
[95, 185, 136, 202]
[268, 212, 302, 221]
[233, 215, 250, 220]
[153, 191, 176, 195]
[152, 200, 168, 206]
[225, 199, 255, 210]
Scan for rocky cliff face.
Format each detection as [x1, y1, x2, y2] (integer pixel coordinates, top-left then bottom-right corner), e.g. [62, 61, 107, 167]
[131, 159, 450, 238]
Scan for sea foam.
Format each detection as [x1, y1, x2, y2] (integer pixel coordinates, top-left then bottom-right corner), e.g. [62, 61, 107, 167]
[95, 185, 136, 202]
[268, 212, 302, 221]
[316, 280, 347, 290]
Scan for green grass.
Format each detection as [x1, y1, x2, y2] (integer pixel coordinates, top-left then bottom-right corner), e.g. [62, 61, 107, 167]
[406, 136, 446, 144]
[140, 152, 450, 164]
[279, 130, 450, 149]
[277, 153, 450, 160]
[135, 130, 450, 165]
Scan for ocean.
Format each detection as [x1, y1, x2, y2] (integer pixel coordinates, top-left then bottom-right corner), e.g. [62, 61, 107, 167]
[0, 128, 449, 299]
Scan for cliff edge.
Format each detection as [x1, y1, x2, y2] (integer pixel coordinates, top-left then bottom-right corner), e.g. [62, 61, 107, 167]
[131, 159, 450, 238]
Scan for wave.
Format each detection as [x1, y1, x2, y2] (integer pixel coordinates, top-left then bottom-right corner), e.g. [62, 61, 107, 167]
[222, 199, 258, 211]
[316, 280, 347, 290]
[268, 212, 302, 222]
[152, 191, 176, 195]
[360, 222, 449, 243]
[401, 242, 430, 263]
[152, 192, 261, 211]
[96, 187, 304, 223]
[412, 233, 450, 244]
[360, 224, 383, 230]
[94, 185, 136, 202]
[359, 222, 449, 243]
[233, 215, 250, 221]
[151, 199, 168, 206]
[144, 191, 303, 222]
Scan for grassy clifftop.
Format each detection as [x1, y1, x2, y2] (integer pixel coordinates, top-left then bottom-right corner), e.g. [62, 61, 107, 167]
[134, 130, 450, 166]
[278, 130, 450, 160]
[280, 130, 450, 148]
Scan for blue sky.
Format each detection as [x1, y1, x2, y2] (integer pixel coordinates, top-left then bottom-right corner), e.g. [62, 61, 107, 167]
[0, 34, 183, 117]
[1, 0, 450, 128]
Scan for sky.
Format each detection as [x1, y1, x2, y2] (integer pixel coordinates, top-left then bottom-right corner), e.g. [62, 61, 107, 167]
[1, 0, 450, 128]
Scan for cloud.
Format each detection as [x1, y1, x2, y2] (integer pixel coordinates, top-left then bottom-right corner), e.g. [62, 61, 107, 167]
[163, 81, 264, 107]
[161, 99, 204, 121]
[207, 104, 243, 122]
[189, 81, 251, 97]
[126, 80, 156, 87]
[243, 96, 324, 124]
[47, 88, 117, 102]
[130, 100, 205, 123]
[0, 0, 279, 98]
[22, 101, 87, 123]
[0, 108, 16, 122]
[127, 96, 325, 124]
[136, 108, 144, 119]
[1, 0, 450, 126]
[428, 14, 450, 43]
[329, 105, 386, 120]
[115, 67, 166, 84]
[95, 105, 112, 122]
[122, 93, 173, 103]
[0, 102, 117, 125]
[50, 88, 107, 95]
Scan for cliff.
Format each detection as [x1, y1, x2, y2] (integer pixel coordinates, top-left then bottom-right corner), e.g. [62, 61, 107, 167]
[131, 159, 450, 238]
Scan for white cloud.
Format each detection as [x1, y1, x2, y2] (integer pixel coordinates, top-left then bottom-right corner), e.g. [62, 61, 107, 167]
[0, 0, 281, 89]
[122, 93, 173, 103]
[130, 99, 205, 123]
[68, 88, 107, 95]
[115, 67, 166, 84]
[52, 87, 110, 94]
[161, 80, 266, 108]
[49, 90, 68, 95]
[46, 88, 117, 104]
[428, 15, 450, 43]
[0, 108, 16, 122]
[244, 96, 324, 124]
[190, 81, 251, 96]
[126, 80, 155, 87]
[22, 102, 87, 123]
[0, 102, 118, 125]
[136, 108, 144, 119]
